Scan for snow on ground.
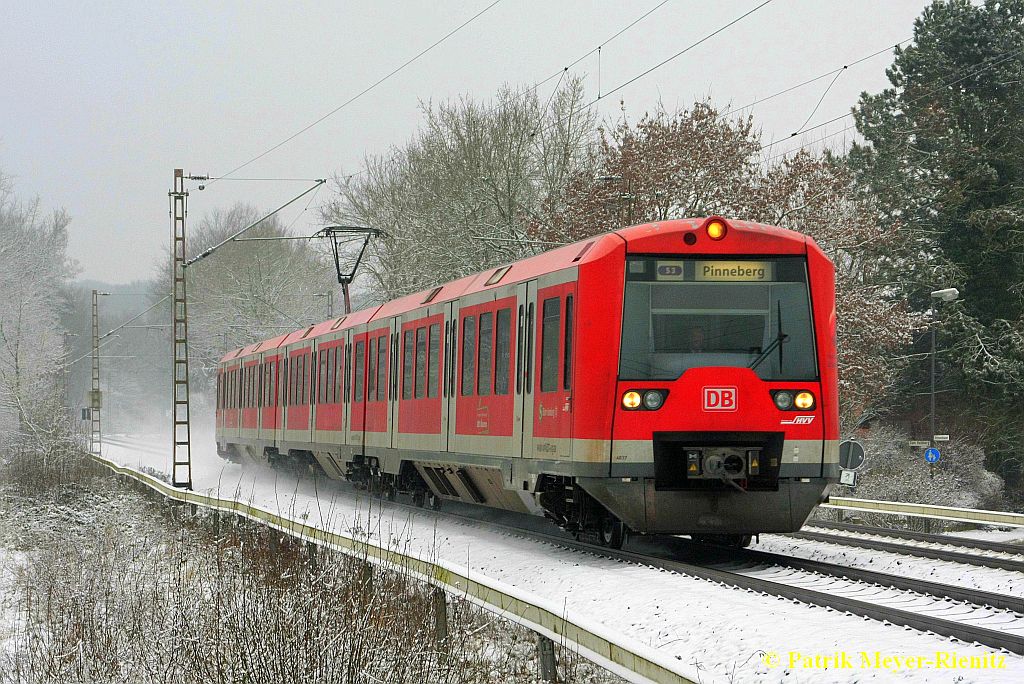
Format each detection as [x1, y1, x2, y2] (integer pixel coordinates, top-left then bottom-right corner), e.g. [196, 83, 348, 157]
[754, 533, 1024, 597]
[102, 434, 1024, 683]
[0, 547, 24, 658]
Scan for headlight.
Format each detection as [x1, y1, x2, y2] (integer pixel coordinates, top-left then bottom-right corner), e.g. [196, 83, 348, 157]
[773, 391, 793, 410]
[642, 390, 665, 410]
[622, 391, 641, 409]
[794, 391, 815, 410]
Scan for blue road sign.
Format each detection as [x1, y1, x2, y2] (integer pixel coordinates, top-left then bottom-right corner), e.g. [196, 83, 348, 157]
[925, 447, 941, 464]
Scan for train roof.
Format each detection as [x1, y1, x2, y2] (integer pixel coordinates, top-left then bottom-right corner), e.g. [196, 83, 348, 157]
[220, 217, 817, 362]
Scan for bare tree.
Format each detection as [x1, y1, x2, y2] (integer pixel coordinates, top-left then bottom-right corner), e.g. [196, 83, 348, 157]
[322, 78, 598, 303]
[0, 170, 78, 448]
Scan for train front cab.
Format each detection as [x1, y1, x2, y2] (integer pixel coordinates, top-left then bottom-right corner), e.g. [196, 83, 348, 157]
[578, 217, 839, 538]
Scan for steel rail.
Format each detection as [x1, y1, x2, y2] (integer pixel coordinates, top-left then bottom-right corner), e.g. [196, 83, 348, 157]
[810, 520, 1024, 556]
[789, 529, 1024, 573]
[709, 544, 1024, 614]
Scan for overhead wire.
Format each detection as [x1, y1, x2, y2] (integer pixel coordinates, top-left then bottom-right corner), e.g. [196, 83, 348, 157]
[717, 40, 910, 121]
[340, 0, 676, 183]
[761, 45, 1024, 153]
[62, 294, 172, 370]
[205, 0, 506, 188]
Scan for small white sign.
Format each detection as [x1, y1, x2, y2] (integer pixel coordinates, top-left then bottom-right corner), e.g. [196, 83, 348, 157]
[908, 440, 930, 448]
[933, 434, 950, 442]
[839, 470, 857, 486]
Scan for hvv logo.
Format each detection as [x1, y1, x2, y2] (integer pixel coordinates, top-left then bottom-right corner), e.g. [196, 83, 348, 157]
[703, 386, 737, 412]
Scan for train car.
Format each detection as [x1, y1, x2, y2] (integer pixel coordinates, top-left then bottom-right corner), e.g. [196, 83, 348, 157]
[215, 216, 838, 547]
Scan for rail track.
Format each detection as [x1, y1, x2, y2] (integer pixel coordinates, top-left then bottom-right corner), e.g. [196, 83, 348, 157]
[420, 500, 1024, 655]
[97, 439, 1024, 656]
[811, 519, 1024, 555]
[786, 525, 1024, 573]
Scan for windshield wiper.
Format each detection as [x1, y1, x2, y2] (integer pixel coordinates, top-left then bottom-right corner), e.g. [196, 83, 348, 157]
[749, 300, 787, 371]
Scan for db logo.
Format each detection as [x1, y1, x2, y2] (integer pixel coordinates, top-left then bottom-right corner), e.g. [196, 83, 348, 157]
[703, 386, 737, 412]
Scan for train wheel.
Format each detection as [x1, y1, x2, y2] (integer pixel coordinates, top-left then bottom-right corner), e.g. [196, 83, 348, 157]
[426, 490, 442, 511]
[412, 490, 426, 508]
[599, 516, 626, 549]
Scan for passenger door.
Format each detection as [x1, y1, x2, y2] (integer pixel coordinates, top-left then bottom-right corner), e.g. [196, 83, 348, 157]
[515, 281, 537, 458]
[527, 279, 576, 460]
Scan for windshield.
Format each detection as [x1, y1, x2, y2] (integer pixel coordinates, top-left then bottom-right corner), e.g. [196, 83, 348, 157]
[618, 256, 818, 381]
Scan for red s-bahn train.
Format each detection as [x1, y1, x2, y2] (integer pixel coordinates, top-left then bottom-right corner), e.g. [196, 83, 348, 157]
[215, 216, 838, 548]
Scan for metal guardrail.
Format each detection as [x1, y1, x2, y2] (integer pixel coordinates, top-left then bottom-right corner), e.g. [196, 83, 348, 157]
[87, 454, 695, 684]
[825, 496, 1024, 527]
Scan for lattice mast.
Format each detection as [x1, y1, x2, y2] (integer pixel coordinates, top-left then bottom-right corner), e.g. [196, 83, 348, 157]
[170, 169, 193, 489]
[90, 290, 102, 455]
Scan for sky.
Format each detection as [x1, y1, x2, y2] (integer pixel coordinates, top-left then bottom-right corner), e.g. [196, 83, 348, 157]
[1, 0, 927, 284]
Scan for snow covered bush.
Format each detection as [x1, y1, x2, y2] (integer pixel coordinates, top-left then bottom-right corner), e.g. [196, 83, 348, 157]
[0, 471, 619, 684]
[827, 422, 1004, 529]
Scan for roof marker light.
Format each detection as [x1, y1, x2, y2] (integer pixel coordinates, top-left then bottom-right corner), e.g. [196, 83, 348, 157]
[706, 219, 727, 241]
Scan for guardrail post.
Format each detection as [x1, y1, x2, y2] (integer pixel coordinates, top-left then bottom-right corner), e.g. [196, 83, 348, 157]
[433, 586, 448, 645]
[269, 529, 280, 554]
[307, 541, 319, 572]
[537, 634, 557, 682]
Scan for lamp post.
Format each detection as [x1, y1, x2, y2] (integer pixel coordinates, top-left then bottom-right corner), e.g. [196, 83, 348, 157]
[929, 287, 959, 476]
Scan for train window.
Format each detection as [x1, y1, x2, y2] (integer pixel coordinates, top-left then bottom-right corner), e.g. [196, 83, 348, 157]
[540, 297, 561, 392]
[442, 322, 450, 397]
[268, 363, 275, 406]
[308, 352, 314, 405]
[402, 330, 414, 400]
[563, 296, 573, 391]
[281, 359, 288, 407]
[461, 315, 476, 396]
[325, 348, 334, 404]
[336, 347, 342, 403]
[288, 358, 294, 406]
[415, 327, 427, 398]
[477, 312, 493, 396]
[353, 341, 365, 403]
[343, 343, 352, 403]
[449, 323, 457, 398]
[317, 351, 326, 404]
[495, 308, 511, 395]
[376, 335, 386, 401]
[619, 256, 817, 380]
[428, 323, 440, 398]
[516, 306, 523, 394]
[368, 337, 377, 400]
